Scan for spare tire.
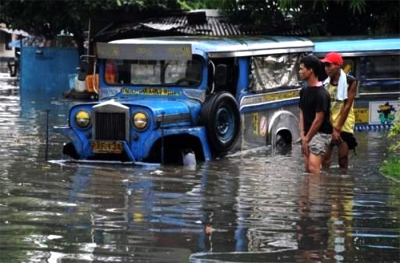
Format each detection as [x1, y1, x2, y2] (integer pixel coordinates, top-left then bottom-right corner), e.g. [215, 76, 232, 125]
[199, 92, 240, 155]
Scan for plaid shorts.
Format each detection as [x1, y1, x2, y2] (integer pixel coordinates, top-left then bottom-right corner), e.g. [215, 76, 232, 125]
[309, 132, 332, 155]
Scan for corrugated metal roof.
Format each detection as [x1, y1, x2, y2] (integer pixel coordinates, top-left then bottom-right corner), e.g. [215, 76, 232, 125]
[137, 15, 243, 36]
[94, 10, 279, 41]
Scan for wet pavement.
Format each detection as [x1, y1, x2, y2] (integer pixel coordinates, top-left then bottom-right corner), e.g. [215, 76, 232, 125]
[0, 79, 399, 263]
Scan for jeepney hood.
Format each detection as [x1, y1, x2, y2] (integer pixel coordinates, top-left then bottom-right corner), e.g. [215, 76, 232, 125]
[131, 99, 201, 115]
[115, 98, 202, 121]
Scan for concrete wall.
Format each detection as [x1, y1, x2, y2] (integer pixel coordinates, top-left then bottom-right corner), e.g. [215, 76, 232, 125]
[20, 47, 79, 99]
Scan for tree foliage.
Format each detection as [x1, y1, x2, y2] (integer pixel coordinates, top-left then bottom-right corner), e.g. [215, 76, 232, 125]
[0, 0, 398, 54]
[380, 103, 400, 179]
[217, 0, 399, 36]
[0, 0, 184, 54]
[387, 111, 400, 153]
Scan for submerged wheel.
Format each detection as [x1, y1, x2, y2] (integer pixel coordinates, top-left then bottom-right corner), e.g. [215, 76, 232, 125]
[275, 134, 287, 149]
[199, 92, 240, 155]
[274, 130, 292, 154]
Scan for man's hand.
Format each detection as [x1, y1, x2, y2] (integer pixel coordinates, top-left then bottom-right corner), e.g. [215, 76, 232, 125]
[301, 137, 310, 156]
[331, 128, 342, 145]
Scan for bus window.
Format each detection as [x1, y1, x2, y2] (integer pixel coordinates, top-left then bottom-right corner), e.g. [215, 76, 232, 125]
[167, 59, 202, 86]
[210, 57, 238, 94]
[343, 59, 356, 76]
[130, 60, 160, 85]
[105, 59, 117, 84]
[249, 53, 301, 92]
[359, 55, 400, 93]
[164, 60, 188, 84]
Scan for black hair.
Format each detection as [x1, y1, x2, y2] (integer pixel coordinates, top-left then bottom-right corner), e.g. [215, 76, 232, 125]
[300, 55, 323, 79]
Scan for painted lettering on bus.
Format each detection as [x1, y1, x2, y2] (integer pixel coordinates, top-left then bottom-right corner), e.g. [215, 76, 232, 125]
[122, 88, 182, 96]
[167, 46, 191, 59]
[137, 46, 155, 57]
[262, 90, 300, 102]
[354, 108, 369, 123]
[241, 90, 300, 108]
[98, 46, 120, 58]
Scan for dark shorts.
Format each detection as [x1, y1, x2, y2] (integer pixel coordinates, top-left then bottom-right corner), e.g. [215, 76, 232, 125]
[339, 131, 358, 150]
[340, 132, 358, 150]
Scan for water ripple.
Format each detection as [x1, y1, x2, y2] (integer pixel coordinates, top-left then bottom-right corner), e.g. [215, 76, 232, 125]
[0, 87, 399, 263]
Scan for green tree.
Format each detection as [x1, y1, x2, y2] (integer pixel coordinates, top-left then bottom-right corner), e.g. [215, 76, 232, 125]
[380, 106, 400, 179]
[0, 0, 185, 55]
[1, 0, 398, 54]
[218, 0, 399, 36]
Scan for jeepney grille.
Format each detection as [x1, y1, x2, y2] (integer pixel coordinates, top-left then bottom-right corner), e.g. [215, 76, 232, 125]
[95, 112, 126, 140]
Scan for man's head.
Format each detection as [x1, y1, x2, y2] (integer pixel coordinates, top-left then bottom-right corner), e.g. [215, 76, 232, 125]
[299, 55, 322, 81]
[321, 52, 343, 77]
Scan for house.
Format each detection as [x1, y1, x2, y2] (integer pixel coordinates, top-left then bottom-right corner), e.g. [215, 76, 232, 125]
[0, 23, 29, 76]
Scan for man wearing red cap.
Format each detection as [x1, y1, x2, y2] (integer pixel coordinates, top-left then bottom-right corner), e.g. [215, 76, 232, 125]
[321, 52, 358, 171]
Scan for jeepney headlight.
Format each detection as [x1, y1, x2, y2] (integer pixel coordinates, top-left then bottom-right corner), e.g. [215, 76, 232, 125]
[132, 111, 149, 130]
[74, 110, 91, 129]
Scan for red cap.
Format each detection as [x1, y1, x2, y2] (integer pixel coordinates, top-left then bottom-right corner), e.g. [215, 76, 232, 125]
[321, 52, 343, 66]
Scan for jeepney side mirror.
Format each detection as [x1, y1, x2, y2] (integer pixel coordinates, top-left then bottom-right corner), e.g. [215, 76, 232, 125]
[215, 64, 228, 86]
[77, 60, 89, 81]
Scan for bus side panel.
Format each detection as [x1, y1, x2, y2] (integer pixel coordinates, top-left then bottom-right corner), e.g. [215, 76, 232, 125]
[237, 98, 300, 152]
[354, 53, 400, 131]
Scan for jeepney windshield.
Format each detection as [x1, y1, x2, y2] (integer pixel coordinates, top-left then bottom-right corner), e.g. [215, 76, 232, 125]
[104, 56, 202, 87]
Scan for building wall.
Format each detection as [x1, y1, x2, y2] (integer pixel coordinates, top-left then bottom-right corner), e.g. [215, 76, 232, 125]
[20, 47, 79, 99]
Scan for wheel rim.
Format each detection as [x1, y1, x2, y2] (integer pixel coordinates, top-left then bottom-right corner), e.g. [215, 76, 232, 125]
[215, 106, 234, 143]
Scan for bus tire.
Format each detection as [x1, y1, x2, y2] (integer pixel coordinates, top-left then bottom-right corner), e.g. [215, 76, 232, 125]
[199, 92, 240, 155]
[275, 134, 286, 149]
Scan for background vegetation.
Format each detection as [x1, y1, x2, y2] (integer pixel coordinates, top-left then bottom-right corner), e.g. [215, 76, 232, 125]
[381, 111, 400, 179]
[1, 0, 399, 54]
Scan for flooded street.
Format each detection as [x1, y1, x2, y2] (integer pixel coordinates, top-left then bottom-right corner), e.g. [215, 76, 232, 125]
[0, 81, 399, 263]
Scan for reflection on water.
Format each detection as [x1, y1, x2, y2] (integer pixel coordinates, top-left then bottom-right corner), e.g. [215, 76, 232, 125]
[0, 85, 399, 263]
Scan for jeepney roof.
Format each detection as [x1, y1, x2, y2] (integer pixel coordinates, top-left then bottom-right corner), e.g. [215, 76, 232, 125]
[313, 37, 400, 56]
[108, 35, 314, 58]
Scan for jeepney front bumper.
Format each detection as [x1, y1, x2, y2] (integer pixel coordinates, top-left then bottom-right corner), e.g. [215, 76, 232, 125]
[54, 125, 136, 162]
[53, 125, 212, 163]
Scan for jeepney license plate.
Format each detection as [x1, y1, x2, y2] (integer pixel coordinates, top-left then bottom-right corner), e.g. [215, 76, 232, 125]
[91, 141, 123, 154]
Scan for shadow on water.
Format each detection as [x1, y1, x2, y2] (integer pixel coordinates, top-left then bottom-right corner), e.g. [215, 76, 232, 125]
[0, 84, 399, 262]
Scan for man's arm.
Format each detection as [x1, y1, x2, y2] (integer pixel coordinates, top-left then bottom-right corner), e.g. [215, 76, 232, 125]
[335, 79, 357, 132]
[299, 108, 305, 137]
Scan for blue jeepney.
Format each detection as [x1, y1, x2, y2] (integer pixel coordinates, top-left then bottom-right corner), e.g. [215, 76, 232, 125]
[54, 36, 313, 164]
[313, 37, 400, 131]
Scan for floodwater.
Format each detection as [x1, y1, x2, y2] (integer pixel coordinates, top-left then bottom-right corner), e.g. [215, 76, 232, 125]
[0, 80, 399, 263]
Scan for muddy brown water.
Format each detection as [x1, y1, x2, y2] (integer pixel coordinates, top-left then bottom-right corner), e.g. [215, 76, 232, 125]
[0, 82, 399, 262]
